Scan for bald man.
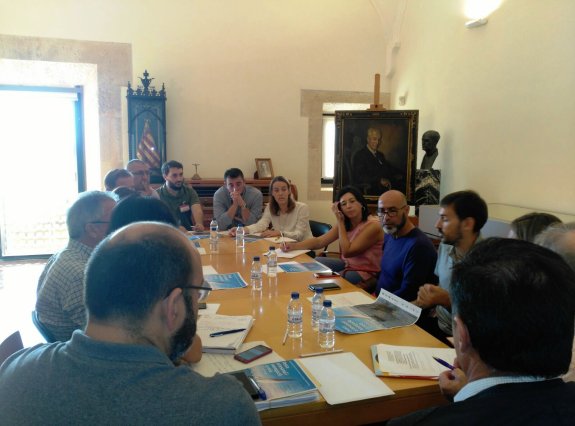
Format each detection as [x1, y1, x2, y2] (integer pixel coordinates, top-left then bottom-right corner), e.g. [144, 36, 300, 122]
[375, 190, 437, 300]
[1, 223, 260, 425]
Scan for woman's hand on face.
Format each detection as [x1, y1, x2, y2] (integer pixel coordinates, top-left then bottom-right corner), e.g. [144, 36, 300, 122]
[331, 202, 344, 221]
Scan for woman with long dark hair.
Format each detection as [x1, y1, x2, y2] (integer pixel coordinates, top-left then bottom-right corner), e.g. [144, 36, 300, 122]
[285, 186, 384, 285]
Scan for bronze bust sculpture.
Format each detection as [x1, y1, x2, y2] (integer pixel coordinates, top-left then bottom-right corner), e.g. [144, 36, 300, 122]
[420, 130, 440, 170]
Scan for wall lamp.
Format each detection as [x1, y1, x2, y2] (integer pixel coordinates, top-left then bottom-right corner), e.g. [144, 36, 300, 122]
[464, 0, 501, 29]
[465, 18, 488, 29]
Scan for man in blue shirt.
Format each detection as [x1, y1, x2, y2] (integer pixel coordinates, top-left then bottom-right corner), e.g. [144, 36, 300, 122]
[213, 168, 263, 229]
[375, 190, 437, 300]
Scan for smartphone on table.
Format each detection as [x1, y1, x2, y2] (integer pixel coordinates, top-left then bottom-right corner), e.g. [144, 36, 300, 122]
[233, 345, 273, 364]
[308, 281, 341, 291]
[314, 271, 340, 278]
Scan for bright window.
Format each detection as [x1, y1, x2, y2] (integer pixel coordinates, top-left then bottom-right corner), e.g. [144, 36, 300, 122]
[0, 87, 84, 256]
[321, 102, 370, 182]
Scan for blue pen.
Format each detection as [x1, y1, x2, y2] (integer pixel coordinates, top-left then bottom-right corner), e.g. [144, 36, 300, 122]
[433, 356, 455, 370]
[249, 376, 267, 401]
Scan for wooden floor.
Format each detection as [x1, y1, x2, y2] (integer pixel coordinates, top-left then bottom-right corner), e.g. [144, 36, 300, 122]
[0, 259, 48, 347]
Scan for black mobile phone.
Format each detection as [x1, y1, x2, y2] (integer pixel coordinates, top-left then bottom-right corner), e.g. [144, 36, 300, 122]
[308, 281, 341, 291]
[233, 345, 272, 364]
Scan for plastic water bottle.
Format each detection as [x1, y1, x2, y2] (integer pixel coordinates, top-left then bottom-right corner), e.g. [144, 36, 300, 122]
[236, 224, 245, 250]
[209, 219, 218, 242]
[318, 300, 335, 349]
[250, 256, 263, 290]
[267, 246, 278, 277]
[287, 292, 303, 338]
[209, 218, 218, 251]
[311, 287, 325, 330]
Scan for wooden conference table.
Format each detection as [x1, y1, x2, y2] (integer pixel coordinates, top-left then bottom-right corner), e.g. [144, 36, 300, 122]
[195, 235, 447, 425]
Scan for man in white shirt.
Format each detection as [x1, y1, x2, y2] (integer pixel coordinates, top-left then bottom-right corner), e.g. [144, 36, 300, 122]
[389, 238, 575, 425]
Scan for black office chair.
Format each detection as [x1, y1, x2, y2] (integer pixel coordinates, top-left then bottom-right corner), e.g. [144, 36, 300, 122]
[0, 331, 24, 365]
[309, 220, 333, 257]
[31, 311, 56, 343]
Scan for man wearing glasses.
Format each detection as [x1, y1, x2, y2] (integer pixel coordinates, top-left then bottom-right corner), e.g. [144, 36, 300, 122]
[375, 190, 437, 301]
[36, 191, 117, 342]
[126, 159, 160, 198]
[2, 222, 260, 424]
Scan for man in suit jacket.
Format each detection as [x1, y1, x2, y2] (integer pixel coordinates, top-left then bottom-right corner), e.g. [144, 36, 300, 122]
[389, 238, 575, 425]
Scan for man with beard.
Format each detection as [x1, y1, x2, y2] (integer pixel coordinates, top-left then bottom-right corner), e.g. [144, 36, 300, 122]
[0, 223, 261, 425]
[375, 190, 437, 300]
[414, 190, 487, 344]
[157, 160, 204, 231]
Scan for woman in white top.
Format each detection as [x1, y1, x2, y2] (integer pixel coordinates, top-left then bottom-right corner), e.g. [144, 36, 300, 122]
[230, 176, 312, 241]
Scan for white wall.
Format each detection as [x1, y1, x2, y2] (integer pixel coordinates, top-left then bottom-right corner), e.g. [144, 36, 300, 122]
[0, 0, 387, 210]
[390, 0, 575, 214]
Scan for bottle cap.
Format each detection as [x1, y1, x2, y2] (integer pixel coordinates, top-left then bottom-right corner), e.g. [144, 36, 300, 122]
[253, 256, 260, 261]
[269, 246, 275, 251]
[291, 291, 299, 299]
[323, 300, 332, 307]
[315, 287, 324, 293]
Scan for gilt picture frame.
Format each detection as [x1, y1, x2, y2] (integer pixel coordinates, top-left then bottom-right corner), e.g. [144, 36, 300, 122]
[333, 110, 419, 206]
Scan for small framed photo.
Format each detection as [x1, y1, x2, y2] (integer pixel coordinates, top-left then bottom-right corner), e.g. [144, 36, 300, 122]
[255, 158, 274, 179]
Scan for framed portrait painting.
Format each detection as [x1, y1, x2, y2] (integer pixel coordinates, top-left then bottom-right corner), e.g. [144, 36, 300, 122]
[333, 110, 419, 205]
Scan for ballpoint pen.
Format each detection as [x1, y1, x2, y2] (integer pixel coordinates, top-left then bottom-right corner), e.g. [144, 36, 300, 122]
[432, 356, 455, 370]
[279, 231, 287, 251]
[281, 328, 289, 345]
[248, 376, 267, 401]
[209, 328, 246, 337]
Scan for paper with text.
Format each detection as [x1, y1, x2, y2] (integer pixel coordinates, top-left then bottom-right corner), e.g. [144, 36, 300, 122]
[372, 344, 456, 379]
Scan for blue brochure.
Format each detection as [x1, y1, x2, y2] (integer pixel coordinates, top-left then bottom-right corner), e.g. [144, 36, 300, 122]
[333, 289, 422, 334]
[204, 272, 248, 290]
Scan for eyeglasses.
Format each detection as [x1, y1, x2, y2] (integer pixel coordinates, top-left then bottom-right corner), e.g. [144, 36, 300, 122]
[181, 280, 212, 301]
[377, 205, 406, 218]
[165, 281, 212, 298]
